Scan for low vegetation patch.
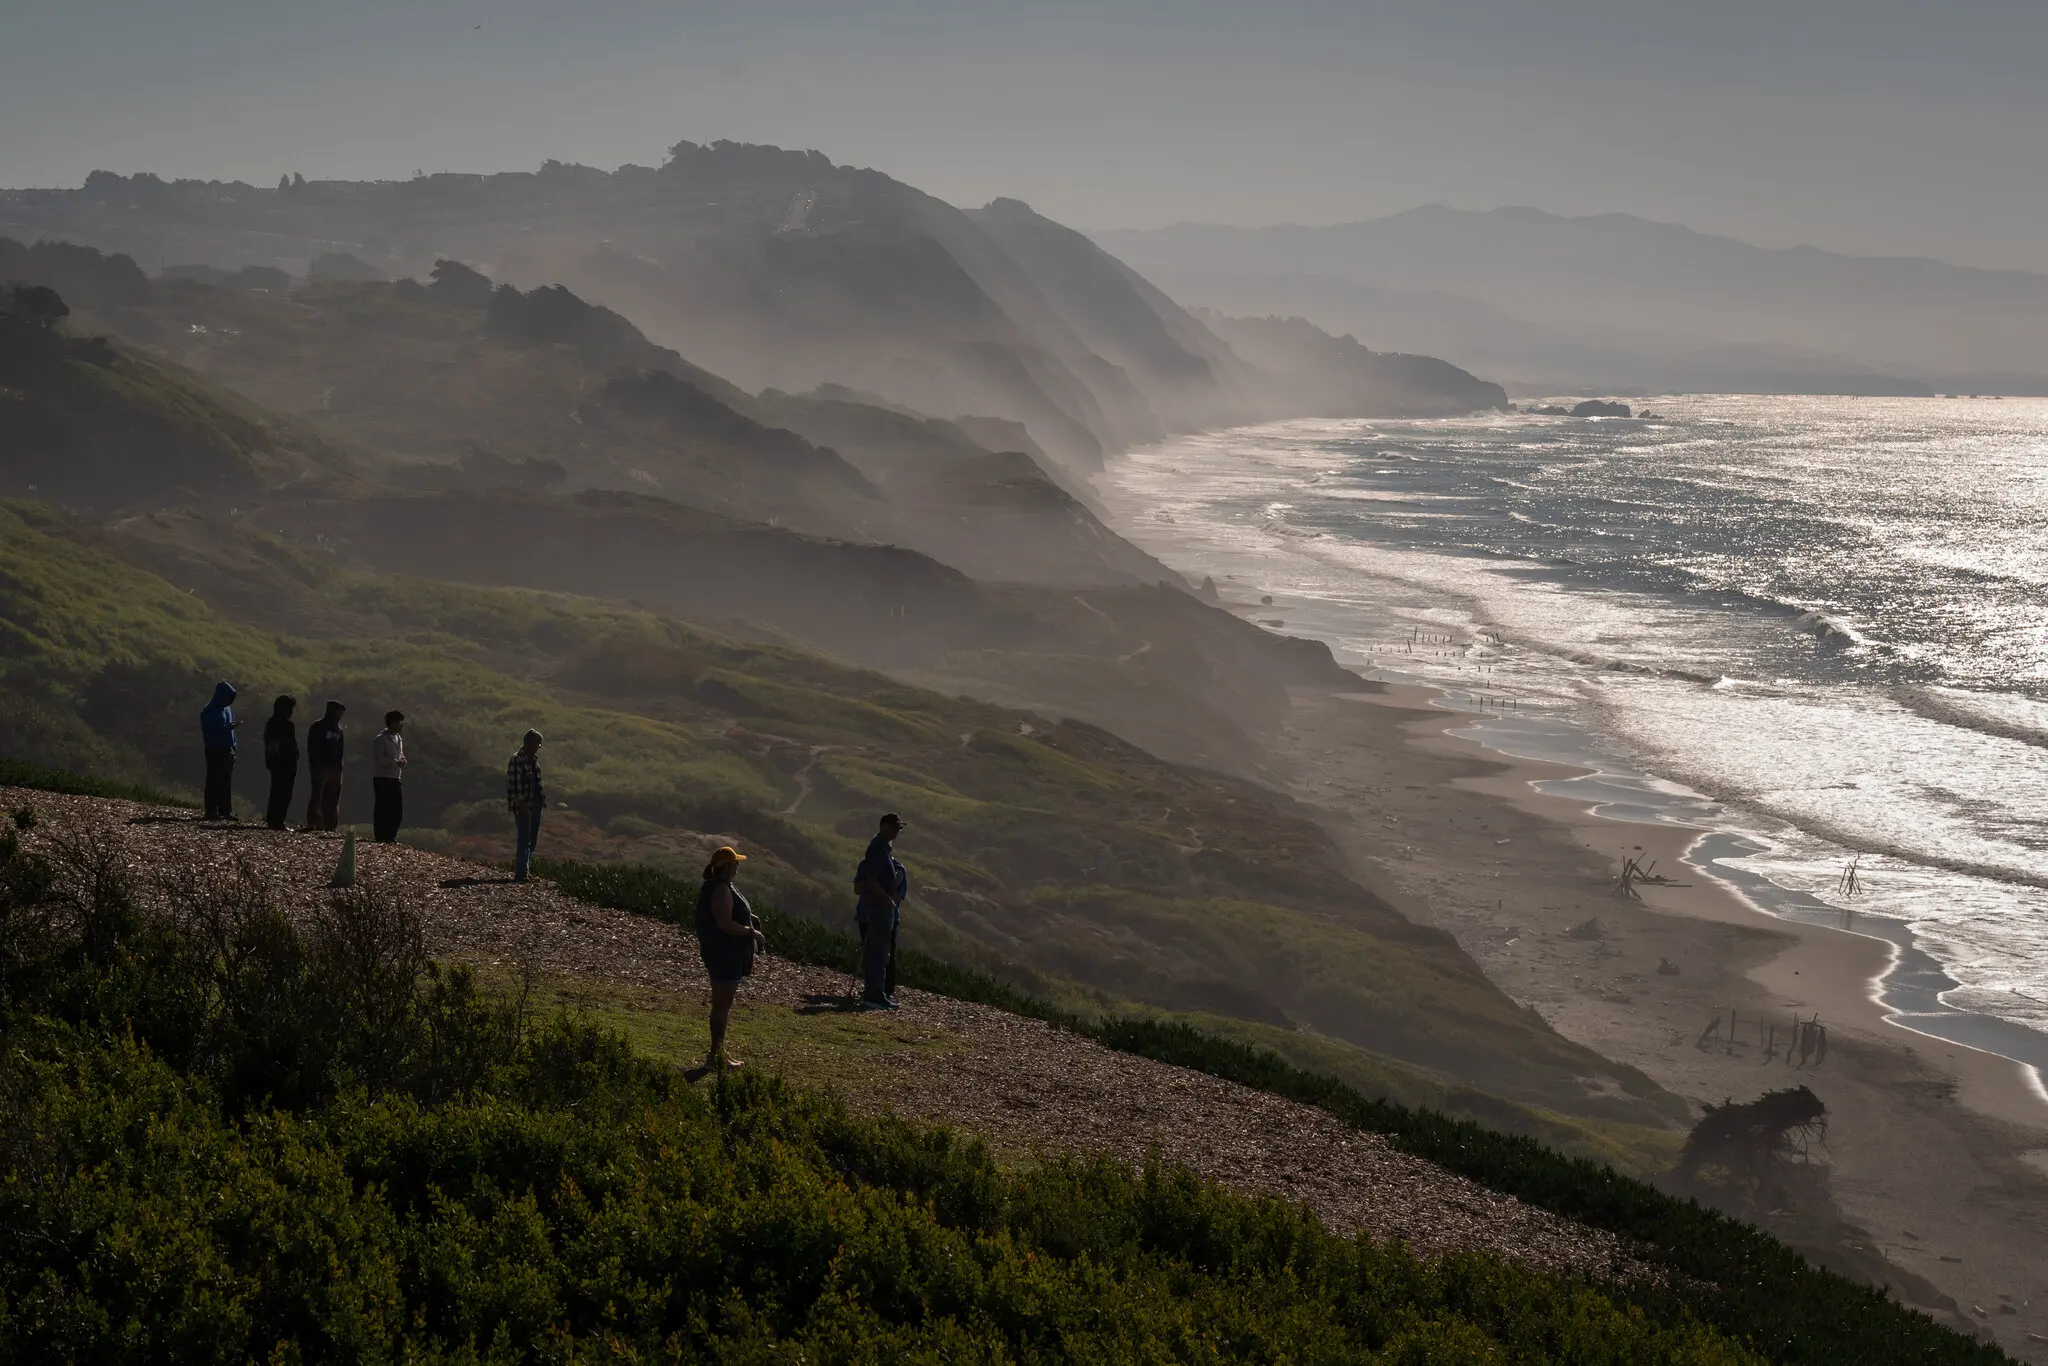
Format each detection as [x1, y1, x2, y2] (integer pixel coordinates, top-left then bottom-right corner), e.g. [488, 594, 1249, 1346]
[0, 756, 190, 807]
[0, 500, 1678, 1129]
[546, 857, 2010, 1366]
[0, 814, 1788, 1363]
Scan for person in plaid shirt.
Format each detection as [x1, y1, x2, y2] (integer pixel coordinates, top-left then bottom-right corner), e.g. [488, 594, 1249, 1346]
[506, 729, 546, 881]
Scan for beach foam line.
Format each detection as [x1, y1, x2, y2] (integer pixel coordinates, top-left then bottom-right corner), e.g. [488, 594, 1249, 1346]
[1895, 684, 2048, 750]
[1441, 700, 2048, 1087]
[1689, 832, 2048, 1090]
[1094, 416, 2047, 1078]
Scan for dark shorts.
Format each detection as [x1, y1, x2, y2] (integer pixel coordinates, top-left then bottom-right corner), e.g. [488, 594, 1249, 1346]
[698, 931, 755, 986]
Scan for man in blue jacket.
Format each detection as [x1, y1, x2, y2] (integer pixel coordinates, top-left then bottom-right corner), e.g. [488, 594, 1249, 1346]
[199, 681, 241, 820]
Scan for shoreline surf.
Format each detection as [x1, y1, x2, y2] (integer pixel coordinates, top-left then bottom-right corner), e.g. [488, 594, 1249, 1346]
[1092, 410, 2048, 1093]
[1448, 694, 2048, 1090]
[1275, 680, 2048, 1351]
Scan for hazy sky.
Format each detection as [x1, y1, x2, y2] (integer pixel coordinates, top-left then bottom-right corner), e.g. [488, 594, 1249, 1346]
[6, 0, 2046, 272]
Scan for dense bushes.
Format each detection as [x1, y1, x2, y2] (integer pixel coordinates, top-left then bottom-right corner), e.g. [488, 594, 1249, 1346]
[0, 820, 1777, 1362]
[1, 816, 520, 1111]
[546, 857, 2012, 1366]
[4, 1037, 1767, 1363]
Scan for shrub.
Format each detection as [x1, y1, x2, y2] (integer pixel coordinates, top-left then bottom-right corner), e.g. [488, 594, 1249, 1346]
[0, 821, 522, 1113]
[0, 1035, 1771, 1364]
[542, 856, 2011, 1366]
[0, 828, 1785, 1363]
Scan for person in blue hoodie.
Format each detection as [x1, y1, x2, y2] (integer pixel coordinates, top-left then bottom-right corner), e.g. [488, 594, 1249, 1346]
[199, 681, 241, 820]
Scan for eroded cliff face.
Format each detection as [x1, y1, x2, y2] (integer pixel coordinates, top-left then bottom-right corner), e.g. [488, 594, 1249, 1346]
[1, 145, 1512, 471]
[1194, 309, 1510, 417]
[0, 150, 1152, 467]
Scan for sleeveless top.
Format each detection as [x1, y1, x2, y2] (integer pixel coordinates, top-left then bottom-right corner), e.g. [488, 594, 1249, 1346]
[694, 878, 753, 939]
[695, 878, 756, 980]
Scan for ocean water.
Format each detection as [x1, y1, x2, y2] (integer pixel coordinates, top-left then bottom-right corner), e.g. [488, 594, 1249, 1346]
[1097, 396, 2048, 1076]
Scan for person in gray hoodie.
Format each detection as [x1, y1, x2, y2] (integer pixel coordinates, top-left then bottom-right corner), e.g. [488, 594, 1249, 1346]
[371, 710, 407, 843]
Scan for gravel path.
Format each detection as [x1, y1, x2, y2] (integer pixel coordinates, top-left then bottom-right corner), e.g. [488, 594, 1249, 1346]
[5, 786, 1641, 1280]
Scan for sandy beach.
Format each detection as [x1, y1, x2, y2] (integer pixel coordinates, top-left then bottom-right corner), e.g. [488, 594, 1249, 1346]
[1276, 683, 2048, 1359]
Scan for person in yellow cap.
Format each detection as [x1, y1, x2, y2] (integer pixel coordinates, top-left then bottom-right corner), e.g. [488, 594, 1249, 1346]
[695, 844, 764, 1070]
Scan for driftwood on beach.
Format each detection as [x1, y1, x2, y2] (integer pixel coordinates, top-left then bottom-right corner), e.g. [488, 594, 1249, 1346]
[1613, 853, 1691, 899]
[1696, 1008, 1828, 1068]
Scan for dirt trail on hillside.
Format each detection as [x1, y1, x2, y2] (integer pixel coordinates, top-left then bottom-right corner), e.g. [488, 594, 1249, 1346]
[4, 785, 1639, 1280]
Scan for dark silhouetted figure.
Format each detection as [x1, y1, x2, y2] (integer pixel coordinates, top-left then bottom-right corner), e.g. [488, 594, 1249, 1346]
[199, 681, 240, 820]
[305, 701, 347, 832]
[506, 729, 545, 881]
[372, 710, 407, 843]
[695, 845, 763, 1071]
[855, 813, 908, 1009]
[262, 695, 298, 829]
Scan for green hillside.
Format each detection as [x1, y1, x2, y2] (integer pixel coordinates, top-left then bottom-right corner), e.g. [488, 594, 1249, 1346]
[17, 241, 1163, 587]
[0, 797, 2003, 1364]
[1, 254, 1362, 770]
[0, 280, 353, 509]
[0, 499, 1683, 1145]
[0, 821, 1775, 1364]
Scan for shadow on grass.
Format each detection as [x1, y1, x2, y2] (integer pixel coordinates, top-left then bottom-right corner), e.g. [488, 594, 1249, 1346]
[796, 991, 870, 1016]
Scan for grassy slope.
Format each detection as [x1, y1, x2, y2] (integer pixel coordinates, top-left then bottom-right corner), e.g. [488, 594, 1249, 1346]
[13, 249, 1357, 772]
[0, 325, 355, 511]
[0, 499, 1683, 1148]
[69, 271, 1161, 587]
[0, 776, 2003, 1362]
[0, 801, 1770, 1363]
[532, 861, 2006, 1366]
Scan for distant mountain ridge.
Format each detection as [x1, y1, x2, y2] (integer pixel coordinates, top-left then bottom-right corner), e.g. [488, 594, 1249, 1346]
[0, 147, 1507, 463]
[1193, 311, 1507, 416]
[0, 238, 1366, 774]
[1095, 205, 2048, 393]
[0, 236, 1174, 588]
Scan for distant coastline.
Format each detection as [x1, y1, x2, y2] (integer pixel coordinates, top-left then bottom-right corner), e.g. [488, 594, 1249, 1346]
[1091, 411, 2048, 1087]
[1094, 413, 2048, 1342]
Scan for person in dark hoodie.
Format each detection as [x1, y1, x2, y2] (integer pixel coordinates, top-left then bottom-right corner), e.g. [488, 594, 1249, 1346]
[198, 682, 240, 820]
[261, 696, 299, 830]
[304, 700, 347, 832]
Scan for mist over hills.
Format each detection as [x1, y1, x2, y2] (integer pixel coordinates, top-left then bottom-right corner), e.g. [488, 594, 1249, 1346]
[0, 221, 1659, 1156]
[0, 146, 1502, 469]
[1, 237, 1375, 772]
[1096, 205, 2048, 395]
[0, 144, 1603, 1171]
[7, 125, 2038, 1357]
[1195, 310, 1508, 416]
